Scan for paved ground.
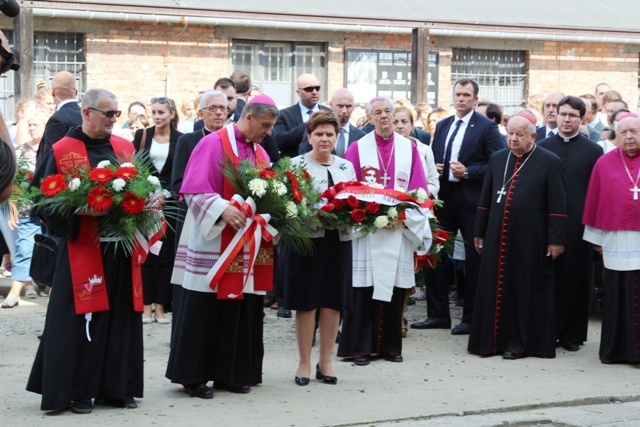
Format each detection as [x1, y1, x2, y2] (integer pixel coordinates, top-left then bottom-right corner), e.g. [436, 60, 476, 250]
[1, 277, 639, 427]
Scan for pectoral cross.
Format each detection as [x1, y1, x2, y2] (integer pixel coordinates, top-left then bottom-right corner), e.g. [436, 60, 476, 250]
[632, 186, 640, 201]
[496, 187, 507, 203]
[381, 172, 391, 187]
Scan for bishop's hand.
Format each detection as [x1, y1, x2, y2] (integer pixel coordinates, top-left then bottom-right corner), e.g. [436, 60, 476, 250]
[547, 244, 565, 260]
[222, 204, 247, 231]
[474, 237, 483, 255]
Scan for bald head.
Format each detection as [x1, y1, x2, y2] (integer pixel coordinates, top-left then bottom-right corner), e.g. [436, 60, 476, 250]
[52, 71, 78, 103]
[330, 88, 355, 127]
[296, 74, 320, 109]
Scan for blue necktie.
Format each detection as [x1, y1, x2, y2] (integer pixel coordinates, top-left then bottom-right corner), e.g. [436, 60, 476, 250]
[547, 130, 554, 138]
[443, 120, 463, 179]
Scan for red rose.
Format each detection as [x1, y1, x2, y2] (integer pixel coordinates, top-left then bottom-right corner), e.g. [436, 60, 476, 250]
[115, 167, 137, 180]
[333, 198, 344, 209]
[434, 229, 450, 244]
[346, 195, 359, 209]
[321, 188, 336, 201]
[258, 169, 278, 180]
[321, 203, 335, 213]
[40, 174, 67, 197]
[89, 167, 114, 183]
[87, 186, 114, 212]
[365, 201, 380, 214]
[292, 188, 303, 203]
[397, 210, 407, 220]
[121, 192, 146, 215]
[27, 172, 34, 181]
[334, 182, 345, 193]
[351, 208, 366, 223]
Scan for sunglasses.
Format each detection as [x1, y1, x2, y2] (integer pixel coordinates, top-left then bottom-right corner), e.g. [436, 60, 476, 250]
[0, 44, 19, 75]
[299, 86, 321, 93]
[151, 97, 175, 111]
[88, 107, 122, 118]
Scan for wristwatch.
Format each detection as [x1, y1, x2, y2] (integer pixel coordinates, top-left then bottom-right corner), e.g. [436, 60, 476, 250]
[462, 169, 469, 180]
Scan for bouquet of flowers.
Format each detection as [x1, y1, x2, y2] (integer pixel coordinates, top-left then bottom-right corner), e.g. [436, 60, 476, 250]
[221, 156, 320, 256]
[317, 180, 430, 234]
[10, 156, 38, 216]
[34, 153, 168, 254]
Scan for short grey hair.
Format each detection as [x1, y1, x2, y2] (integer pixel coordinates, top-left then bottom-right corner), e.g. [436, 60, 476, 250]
[366, 97, 394, 115]
[199, 90, 227, 109]
[82, 88, 117, 109]
[614, 116, 640, 133]
[240, 102, 279, 120]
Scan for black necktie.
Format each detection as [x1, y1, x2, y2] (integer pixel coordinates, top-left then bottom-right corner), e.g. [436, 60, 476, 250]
[443, 119, 463, 179]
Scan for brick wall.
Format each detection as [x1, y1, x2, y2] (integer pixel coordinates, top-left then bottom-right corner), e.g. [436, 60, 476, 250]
[86, 21, 228, 122]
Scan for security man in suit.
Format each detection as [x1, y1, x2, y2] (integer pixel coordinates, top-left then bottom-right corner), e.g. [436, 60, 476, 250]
[273, 73, 331, 158]
[35, 71, 82, 169]
[411, 78, 504, 335]
[535, 92, 563, 142]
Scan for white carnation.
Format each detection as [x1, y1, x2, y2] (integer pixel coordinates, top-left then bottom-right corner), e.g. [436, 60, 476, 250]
[120, 162, 135, 168]
[147, 175, 161, 187]
[248, 179, 268, 197]
[112, 178, 126, 192]
[97, 160, 111, 168]
[272, 181, 287, 196]
[285, 201, 298, 217]
[387, 207, 398, 219]
[416, 188, 428, 203]
[374, 215, 389, 228]
[68, 178, 81, 191]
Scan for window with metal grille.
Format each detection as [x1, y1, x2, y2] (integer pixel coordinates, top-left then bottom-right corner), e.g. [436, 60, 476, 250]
[231, 40, 325, 108]
[0, 31, 85, 123]
[451, 49, 526, 113]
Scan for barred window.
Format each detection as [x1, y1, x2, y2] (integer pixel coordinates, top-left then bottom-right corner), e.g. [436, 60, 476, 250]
[231, 40, 325, 108]
[0, 31, 85, 122]
[451, 48, 526, 113]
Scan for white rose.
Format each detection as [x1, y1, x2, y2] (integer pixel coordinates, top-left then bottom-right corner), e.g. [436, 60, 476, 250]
[147, 175, 161, 187]
[416, 188, 428, 203]
[112, 178, 126, 192]
[120, 162, 135, 168]
[374, 215, 389, 228]
[272, 181, 287, 196]
[248, 179, 267, 197]
[68, 178, 81, 191]
[97, 160, 111, 168]
[387, 207, 398, 219]
[285, 201, 298, 217]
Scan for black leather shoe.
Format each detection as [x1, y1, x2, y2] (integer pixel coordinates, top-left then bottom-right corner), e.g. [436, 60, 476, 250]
[277, 307, 292, 318]
[353, 355, 371, 366]
[213, 381, 251, 394]
[315, 364, 338, 384]
[295, 376, 310, 386]
[451, 322, 471, 335]
[502, 351, 522, 360]
[184, 383, 214, 399]
[383, 353, 403, 363]
[410, 318, 451, 329]
[561, 341, 580, 352]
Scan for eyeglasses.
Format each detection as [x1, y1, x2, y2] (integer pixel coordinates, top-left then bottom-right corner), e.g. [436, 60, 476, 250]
[0, 44, 19, 75]
[150, 97, 175, 111]
[202, 104, 226, 113]
[299, 86, 321, 93]
[88, 107, 122, 118]
[558, 112, 581, 120]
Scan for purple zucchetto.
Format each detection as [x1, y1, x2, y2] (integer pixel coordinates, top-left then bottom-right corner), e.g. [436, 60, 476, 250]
[248, 94, 277, 107]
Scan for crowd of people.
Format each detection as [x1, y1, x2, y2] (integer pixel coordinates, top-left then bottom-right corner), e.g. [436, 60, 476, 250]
[1, 64, 639, 414]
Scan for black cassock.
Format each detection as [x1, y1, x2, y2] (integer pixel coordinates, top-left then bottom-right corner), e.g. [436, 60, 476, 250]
[538, 133, 602, 346]
[26, 127, 143, 410]
[468, 146, 567, 358]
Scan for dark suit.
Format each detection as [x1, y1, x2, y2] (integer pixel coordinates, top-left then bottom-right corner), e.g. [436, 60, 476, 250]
[411, 128, 431, 145]
[35, 102, 82, 169]
[428, 111, 505, 325]
[297, 123, 365, 155]
[273, 103, 331, 158]
[536, 126, 557, 142]
[133, 126, 182, 194]
[171, 128, 210, 194]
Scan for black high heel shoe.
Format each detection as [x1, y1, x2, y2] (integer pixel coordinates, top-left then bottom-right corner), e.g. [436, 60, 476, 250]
[315, 364, 337, 385]
[295, 376, 310, 386]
